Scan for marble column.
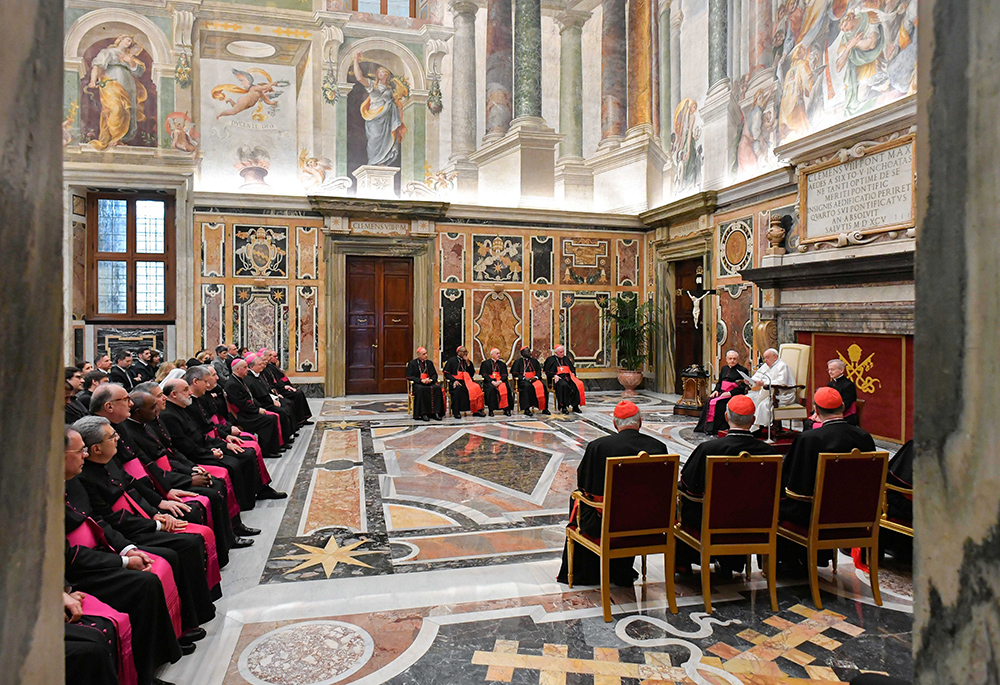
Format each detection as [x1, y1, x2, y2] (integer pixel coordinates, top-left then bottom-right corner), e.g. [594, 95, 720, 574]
[915, 0, 1000, 679]
[658, 0, 672, 146]
[749, 0, 772, 69]
[708, 0, 728, 88]
[484, 0, 512, 141]
[600, 0, 627, 145]
[0, 0, 66, 682]
[558, 12, 586, 159]
[513, 0, 542, 119]
[731, 0, 742, 82]
[450, 0, 479, 159]
[627, 0, 654, 133]
[669, 8, 683, 114]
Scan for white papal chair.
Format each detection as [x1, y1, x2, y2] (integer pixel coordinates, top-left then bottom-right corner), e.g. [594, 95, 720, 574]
[772, 343, 811, 429]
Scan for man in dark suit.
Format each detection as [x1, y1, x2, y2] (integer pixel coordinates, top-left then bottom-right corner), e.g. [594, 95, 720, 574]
[556, 401, 669, 587]
[678, 395, 775, 574]
[131, 347, 155, 383]
[108, 350, 136, 391]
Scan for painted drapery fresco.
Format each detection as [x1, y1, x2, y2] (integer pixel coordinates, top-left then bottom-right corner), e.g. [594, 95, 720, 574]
[81, 36, 157, 150]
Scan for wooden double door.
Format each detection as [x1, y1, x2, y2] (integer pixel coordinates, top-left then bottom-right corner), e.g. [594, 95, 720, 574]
[346, 257, 413, 394]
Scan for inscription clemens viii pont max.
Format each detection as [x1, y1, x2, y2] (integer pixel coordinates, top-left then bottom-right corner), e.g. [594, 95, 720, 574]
[804, 142, 914, 239]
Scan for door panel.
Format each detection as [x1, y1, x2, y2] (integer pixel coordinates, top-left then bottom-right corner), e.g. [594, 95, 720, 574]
[346, 256, 413, 394]
[673, 258, 704, 394]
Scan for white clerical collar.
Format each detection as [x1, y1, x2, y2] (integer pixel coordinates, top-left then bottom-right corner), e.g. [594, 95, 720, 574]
[250, 370, 260, 377]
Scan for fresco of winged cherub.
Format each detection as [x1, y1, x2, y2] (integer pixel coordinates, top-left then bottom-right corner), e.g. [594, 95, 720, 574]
[212, 68, 290, 120]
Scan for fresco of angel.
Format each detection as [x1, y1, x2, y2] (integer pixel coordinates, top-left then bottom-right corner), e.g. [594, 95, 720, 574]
[298, 149, 334, 189]
[212, 68, 290, 120]
[165, 112, 199, 152]
[352, 52, 409, 166]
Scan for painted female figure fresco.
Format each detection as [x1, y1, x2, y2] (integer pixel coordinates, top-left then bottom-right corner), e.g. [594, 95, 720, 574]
[352, 52, 408, 166]
[671, 99, 702, 196]
[85, 35, 149, 150]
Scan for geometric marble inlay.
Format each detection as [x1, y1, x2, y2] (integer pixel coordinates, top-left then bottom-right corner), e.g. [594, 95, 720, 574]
[238, 620, 374, 685]
[426, 434, 556, 498]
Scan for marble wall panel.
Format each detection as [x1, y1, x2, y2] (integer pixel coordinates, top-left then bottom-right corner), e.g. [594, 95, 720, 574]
[472, 235, 523, 283]
[530, 290, 554, 358]
[439, 233, 466, 283]
[234, 224, 288, 278]
[560, 237, 611, 285]
[530, 236, 554, 285]
[233, 285, 289, 369]
[201, 222, 225, 278]
[96, 326, 166, 360]
[295, 226, 319, 280]
[559, 291, 609, 367]
[296, 285, 319, 372]
[718, 216, 753, 278]
[201, 284, 225, 352]
[72, 220, 86, 319]
[716, 283, 752, 368]
[440, 289, 466, 364]
[616, 238, 638, 286]
[472, 290, 522, 364]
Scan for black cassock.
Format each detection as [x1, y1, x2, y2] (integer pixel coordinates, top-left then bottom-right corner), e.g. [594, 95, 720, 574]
[443, 356, 479, 413]
[224, 375, 282, 456]
[65, 479, 183, 682]
[66, 398, 89, 425]
[161, 400, 263, 510]
[556, 429, 669, 585]
[405, 358, 445, 418]
[247, 372, 294, 445]
[65, 617, 119, 685]
[804, 375, 860, 430]
[76, 461, 218, 631]
[479, 359, 513, 412]
[677, 430, 774, 571]
[693, 364, 749, 434]
[264, 362, 313, 425]
[886, 440, 913, 522]
[779, 419, 877, 528]
[543, 354, 580, 410]
[510, 357, 547, 412]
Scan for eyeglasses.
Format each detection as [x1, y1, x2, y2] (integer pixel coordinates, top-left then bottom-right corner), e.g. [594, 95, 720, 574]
[66, 447, 88, 455]
[111, 396, 131, 404]
[103, 433, 120, 443]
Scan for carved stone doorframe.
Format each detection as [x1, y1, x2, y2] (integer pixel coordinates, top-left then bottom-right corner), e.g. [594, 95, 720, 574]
[322, 228, 436, 396]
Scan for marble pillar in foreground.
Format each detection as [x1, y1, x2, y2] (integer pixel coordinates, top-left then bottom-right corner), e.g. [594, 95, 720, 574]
[0, 0, 66, 682]
[600, 0, 627, 147]
[555, 11, 593, 206]
[513, 0, 541, 119]
[914, 0, 1000, 681]
[484, 0, 512, 142]
[446, 0, 480, 197]
[707, 0, 727, 88]
[658, 0, 672, 149]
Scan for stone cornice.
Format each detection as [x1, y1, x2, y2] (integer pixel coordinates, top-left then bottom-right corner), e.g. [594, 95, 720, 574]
[715, 166, 797, 210]
[741, 250, 914, 290]
[639, 191, 718, 228]
[309, 196, 450, 220]
[445, 203, 642, 228]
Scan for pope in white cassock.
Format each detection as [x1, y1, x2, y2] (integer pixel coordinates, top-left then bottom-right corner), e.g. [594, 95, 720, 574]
[748, 348, 797, 431]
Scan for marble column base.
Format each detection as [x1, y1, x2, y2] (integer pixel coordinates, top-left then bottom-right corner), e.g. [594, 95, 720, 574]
[700, 78, 742, 190]
[442, 156, 480, 202]
[554, 157, 593, 208]
[352, 165, 399, 199]
[587, 129, 667, 213]
[469, 116, 564, 207]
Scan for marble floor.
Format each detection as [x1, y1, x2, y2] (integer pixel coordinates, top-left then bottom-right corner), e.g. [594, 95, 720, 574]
[159, 392, 913, 685]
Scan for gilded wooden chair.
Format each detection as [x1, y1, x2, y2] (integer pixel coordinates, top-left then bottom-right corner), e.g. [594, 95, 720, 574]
[674, 451, 784, 613]
[880, 480, 913, 538]
[565, 451, 680, 622]
[407, 379, 449, 417]
[777, 448, 889, 609]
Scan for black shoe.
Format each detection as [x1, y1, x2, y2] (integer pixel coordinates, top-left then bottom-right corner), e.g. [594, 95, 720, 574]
[234, 525, 261, 536]
[573, 406, 582, 413]
[180, 643, 196, 656]
[525, 409, 533, 416]
[231, 536, 255, 548]
[153, 678, 177, 685]
[452, 411, 461, 419]
[473, 410, 486, 417]
[488, 409, 495, 417]
[541, 409, 551, 415]
[257, 486, 287, 500]
[301, 419, 314, 425]
[180, 628, 207, 645]
[417, 415, 430, 421]
[279, 444, 292, 451]
[503, 409, 511, 416]
[563, 407, 570, 414]
[432, 414, 443, 421]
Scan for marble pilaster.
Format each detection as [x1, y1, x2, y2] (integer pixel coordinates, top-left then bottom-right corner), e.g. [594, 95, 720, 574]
[700, 78, 741, 189]
[914, 0, 1000, 679]
[484, 0, 513, 141]
[627, 0, 654, 134]
[557, 11, 587, 159]
[669, 9, 683, 116]
[731, 0, 743, 82]
[658, 0, 672, 148]
[513, 0, 542, 119]
[708, 0, 728, 88]
[748, 0, 772, 70]
[600, 0, 627, 147]
[445, 0, 480, 197]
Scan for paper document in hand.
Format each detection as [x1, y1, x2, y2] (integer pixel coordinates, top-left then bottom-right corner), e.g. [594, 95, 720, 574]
[737, 369, 754, 383]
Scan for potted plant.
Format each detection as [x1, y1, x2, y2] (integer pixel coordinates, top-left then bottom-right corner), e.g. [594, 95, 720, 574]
[602, 294, 659, 396]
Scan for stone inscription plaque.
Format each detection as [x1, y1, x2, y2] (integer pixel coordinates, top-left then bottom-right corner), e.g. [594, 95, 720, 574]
[803, 139, 914, 240]
[351, 220, 408, 236]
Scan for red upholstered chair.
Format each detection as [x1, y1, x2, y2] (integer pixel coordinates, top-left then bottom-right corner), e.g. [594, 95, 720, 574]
[778, 448, 889, 609]
[565, 451, 680, 622]
[880, 481, 913, 538]
[674, 452, 783, 613]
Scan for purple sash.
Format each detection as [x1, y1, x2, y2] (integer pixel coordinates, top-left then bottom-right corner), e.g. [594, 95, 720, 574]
[79, 594, 138, 685]
[705, 381, 739, 424]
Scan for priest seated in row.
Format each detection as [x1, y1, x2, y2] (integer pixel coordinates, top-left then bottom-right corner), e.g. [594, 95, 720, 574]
[405, 347, 445, 421]
[805, 359, 859, 429]
[694, 350, 750, 436]
[443, 345, 485, 419]
[748, 348, 796, 433]
[510, 347, 550, 417]
[480, 348, 513, 417]
[544, 345, 585, 414]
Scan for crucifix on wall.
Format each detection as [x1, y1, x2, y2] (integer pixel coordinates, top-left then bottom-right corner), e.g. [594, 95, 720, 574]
[683, 275, 716, 330]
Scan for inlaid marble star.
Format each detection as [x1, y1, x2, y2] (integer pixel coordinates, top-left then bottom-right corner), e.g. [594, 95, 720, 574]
[277, 537, 375, 577]
[334, 421, 360, 430]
